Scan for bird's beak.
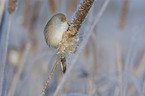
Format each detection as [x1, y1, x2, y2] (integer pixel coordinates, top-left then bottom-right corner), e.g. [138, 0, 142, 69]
[64, 20, 70, 26]
[64, 20, 68, 23]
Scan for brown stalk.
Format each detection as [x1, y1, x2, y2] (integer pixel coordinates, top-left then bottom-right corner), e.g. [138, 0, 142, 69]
[22, 0, 30, 28]
[30, 0, 41, 51]
[41, 57, 60, 96]
[116, 43, 123, 96]
[30, 0, 41, 31]
[70, 0, 95, 35]
[119, 0, 130, 29]
[91, 31, 97, 76]
[23, 0, 41, 53]
[85, 42, 90, 58]
[49, 0, 56, 14]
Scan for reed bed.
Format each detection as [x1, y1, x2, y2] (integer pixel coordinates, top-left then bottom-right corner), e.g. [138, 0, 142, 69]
[0, 0, 145, 96]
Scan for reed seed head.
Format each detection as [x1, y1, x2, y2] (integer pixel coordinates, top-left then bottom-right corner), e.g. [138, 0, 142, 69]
[8, 0, 17, 14]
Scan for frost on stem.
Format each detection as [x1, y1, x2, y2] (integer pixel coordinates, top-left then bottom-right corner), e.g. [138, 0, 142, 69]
[57, 24, 79, 56]
[57, 0, 95, 56]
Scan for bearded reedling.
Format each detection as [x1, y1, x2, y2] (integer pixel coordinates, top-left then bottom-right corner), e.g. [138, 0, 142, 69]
[44, 13, 68, 73]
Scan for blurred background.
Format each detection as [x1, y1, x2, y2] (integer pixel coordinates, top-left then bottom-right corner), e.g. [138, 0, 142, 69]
[0, 0, 145, 96]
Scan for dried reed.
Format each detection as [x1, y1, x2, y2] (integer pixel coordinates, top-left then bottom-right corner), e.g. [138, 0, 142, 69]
[91, 31, 97, 76]
[49, 0, 56, 14]
[119, 0, 130, 29]
[116, 43, 123, 96]
[30, 0, 41, 31]
[22, 0, 30, 28]
[85, 42, 90, 58]
[41, 57, 60, 96]
[84, 6, 94, 58]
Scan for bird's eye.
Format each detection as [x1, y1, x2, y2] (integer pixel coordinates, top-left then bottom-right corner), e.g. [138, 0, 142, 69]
[60, 17, 64, 22]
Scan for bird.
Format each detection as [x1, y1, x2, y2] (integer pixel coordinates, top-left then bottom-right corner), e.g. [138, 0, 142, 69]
[44, 13, 69, 48]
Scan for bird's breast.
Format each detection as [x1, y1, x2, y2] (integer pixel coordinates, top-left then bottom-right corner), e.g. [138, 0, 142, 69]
[49, 22, 68, 48]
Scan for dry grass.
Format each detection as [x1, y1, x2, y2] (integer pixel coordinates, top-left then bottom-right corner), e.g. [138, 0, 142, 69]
[119, 0, 130, 29]
[0, 0, 145, 96]
[116, 43, 123, 96]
